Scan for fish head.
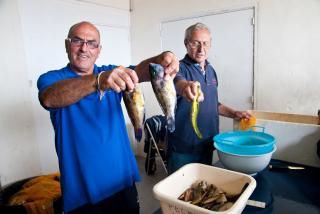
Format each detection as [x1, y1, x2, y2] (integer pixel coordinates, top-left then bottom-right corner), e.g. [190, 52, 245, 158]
[149, 63, 165, 79]
[149, 63, 166, 88]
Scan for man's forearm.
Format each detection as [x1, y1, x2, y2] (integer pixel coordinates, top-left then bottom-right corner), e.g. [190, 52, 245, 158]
[175, 79, 189, 96]
[218, 104, 236, 118]
[134, 55, 158, 82]
[40, 74, 97, 108]
[135, 51, 177, 82]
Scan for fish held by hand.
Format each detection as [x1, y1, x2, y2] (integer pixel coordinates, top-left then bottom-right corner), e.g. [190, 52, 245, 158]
[191, 82, 202, 139]
[149, 63, 177, 132]
[123, 84, 145, 142]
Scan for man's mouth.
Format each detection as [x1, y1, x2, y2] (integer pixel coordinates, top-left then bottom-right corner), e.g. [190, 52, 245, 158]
[78, 54, 89, 59]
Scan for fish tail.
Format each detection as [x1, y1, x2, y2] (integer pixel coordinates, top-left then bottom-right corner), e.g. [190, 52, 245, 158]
[134, 128, 143, 142]
[191, 107, 203, 139]
[194, 124, 203, 139]
[167, 117, 175, 132]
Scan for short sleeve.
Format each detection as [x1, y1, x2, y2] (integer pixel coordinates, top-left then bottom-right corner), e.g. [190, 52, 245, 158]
[37, 70, 66, 94]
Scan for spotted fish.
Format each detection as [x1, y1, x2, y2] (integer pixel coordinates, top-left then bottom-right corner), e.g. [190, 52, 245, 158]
[123, 84, 145, 142]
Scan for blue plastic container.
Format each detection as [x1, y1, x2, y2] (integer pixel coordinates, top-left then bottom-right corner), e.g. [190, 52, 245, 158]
[213, 126, 276, 156]
[214, 142, 275, 156]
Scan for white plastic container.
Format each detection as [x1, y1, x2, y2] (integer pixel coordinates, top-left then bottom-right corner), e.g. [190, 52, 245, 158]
[153, 163, 256, 214]
[216, 145, 276, 175]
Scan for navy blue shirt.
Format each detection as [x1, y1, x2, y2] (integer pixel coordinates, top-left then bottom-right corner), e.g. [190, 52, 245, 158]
[168, 55, 220, 154]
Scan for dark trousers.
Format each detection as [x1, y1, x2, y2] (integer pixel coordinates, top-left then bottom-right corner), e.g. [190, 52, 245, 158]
[67, 184, 139, 214]
[167, 148, 214, 174]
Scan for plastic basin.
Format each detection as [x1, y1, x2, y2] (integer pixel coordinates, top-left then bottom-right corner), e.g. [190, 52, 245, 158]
[215, 143, 277, 175]
[213, 128, 276, 156]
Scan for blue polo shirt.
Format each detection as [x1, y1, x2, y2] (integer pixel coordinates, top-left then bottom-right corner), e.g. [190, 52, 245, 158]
[37, 64, 140, 212]
[168, 55, 220, 154]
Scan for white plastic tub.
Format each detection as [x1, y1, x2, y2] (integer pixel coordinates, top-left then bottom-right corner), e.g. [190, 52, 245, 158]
[153, 163, 256, 214]
[216, 145, 276, 175]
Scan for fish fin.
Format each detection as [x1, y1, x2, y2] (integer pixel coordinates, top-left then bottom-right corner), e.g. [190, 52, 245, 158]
[167, 117, 175, 132]
[135, 128, 143, 142]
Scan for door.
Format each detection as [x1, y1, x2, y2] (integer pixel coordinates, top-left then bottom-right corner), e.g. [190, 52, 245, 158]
[161, 8, 254, 132]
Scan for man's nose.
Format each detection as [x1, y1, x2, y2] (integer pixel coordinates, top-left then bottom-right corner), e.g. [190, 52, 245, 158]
[79, 42, 89, 51]
[197, 44, 205, 52]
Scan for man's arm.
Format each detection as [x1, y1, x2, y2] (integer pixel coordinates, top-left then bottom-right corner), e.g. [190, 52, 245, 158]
[40, 52, 179, 109]
[175, 79, 204, 102]
[39, 66, 138, 109]
[40, 74, 96, 109]
[98, 51, 179, 92]
[218, 104, 251, 120]
[134, 51, 179, 82]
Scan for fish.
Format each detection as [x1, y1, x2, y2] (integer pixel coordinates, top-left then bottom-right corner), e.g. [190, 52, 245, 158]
[191, 82, 203, 139]
[123, 84, 145, 142]
[149, 63, 177, 132]
[178, 180, 236, 211]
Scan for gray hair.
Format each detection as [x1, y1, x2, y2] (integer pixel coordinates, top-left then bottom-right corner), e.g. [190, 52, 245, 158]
[184, 22, 211, 44]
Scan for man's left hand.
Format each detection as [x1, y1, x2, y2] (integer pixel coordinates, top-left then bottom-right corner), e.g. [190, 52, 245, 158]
[156, 51, 179, 78]
[234, 111, 251, 121]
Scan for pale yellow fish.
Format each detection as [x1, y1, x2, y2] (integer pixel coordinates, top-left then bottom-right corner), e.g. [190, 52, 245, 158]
[191, 82, 202, 139]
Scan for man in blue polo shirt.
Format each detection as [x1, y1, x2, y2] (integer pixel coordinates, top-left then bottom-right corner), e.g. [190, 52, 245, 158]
[37, 21, 178, 213]
[167, 22, 251, 174]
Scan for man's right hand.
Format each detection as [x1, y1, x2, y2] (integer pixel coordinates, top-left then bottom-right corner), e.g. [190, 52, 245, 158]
[98, 66, 139, 93]
[179, 81, 204, 102]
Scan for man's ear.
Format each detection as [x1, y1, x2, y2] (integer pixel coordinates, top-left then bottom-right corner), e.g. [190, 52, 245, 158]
[97, 45, 102, 55]
[65, 39, 68, 53]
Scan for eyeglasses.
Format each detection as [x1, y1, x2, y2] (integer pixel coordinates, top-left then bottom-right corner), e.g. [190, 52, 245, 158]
[188, 40, 211, 49]
[66, 37, 100, 49]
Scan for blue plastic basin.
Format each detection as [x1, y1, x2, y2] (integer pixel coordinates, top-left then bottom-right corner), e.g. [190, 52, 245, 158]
[213, 127, 276, 156]
[214, 141, 275, 156]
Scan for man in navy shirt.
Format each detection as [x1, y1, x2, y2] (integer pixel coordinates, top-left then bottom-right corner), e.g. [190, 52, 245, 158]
[38, 21, 179, 213]
[167, 22, 251, 174]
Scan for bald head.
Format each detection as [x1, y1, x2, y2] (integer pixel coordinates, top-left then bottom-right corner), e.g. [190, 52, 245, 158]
[67, 21, 100, 42]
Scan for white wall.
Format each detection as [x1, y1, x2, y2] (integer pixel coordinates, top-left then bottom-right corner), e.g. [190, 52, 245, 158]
[255, 0, 320, 113]
[76, 0, 130, 10]
[131, 0, 320, 116]
[0, 0, 41, 187]
[0, 0, 131, 186]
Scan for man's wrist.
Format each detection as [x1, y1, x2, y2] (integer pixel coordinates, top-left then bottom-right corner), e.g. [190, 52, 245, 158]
[96, 71, 106, 100]
[96, 71, 104, 91]
[162, 50, 173, 55]
[229, 110, 236, 118]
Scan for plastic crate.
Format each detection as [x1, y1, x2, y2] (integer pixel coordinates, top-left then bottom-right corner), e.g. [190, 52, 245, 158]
[153, 163, 256, 214]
